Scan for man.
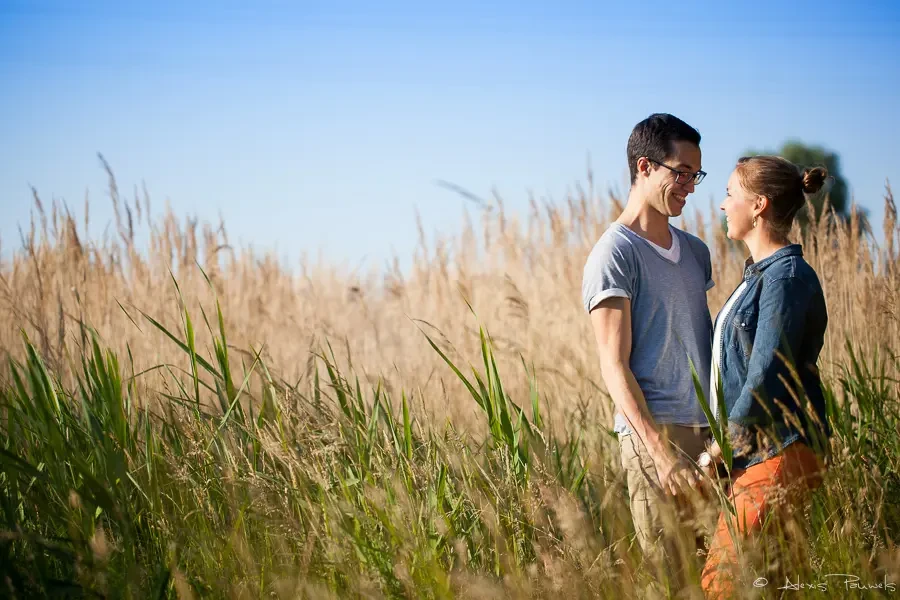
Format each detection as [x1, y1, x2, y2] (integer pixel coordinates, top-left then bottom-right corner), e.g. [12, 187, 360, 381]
[582, 113, 715, 566]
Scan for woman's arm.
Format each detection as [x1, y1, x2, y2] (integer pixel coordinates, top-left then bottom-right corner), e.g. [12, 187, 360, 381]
[728, 275, 815, 428]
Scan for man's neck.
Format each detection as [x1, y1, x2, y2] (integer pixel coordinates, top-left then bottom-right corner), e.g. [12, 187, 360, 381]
[616, 191, 673, 249]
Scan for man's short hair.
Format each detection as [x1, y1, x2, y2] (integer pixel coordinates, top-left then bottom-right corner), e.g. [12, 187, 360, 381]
[626, 113, 701, 185]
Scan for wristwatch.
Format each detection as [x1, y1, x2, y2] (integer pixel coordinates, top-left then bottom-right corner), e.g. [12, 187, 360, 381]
[698, 451, 712, 468]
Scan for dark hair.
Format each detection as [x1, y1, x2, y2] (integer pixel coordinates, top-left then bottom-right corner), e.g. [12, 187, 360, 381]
[735, 156, 829, 238]
[626, 113, 701, 185]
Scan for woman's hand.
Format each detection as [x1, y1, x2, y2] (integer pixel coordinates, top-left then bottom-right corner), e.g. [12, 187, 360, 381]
[698, 439, 723, 481]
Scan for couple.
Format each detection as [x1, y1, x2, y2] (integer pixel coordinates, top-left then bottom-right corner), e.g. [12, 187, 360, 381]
[582, 114, 831, 597]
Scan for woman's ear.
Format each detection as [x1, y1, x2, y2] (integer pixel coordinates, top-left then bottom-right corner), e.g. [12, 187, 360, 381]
[756, 195, 770, 216]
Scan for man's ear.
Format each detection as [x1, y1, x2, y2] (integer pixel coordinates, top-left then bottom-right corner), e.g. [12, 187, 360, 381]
[636, 157, 652, 178]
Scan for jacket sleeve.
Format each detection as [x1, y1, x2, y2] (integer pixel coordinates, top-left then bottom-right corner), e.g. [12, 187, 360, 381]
[728, 275, 813, 428]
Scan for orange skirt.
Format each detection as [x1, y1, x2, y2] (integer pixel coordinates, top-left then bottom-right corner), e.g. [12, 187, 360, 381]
[701, 443, 825, 598]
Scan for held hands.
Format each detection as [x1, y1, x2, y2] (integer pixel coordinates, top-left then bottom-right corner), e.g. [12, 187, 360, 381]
[653, 449, 701, 497]
[651, 438, 725, 498]
[653, 440, 723, 498]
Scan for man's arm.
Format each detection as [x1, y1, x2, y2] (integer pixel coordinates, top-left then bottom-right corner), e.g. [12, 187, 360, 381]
[590, 297, 699, 495]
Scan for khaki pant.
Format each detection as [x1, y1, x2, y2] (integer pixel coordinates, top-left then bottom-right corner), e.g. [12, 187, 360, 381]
[620, 424, 717, 573]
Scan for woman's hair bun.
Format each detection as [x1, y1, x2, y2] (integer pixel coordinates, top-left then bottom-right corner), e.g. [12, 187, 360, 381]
[802, 166, 828, 195]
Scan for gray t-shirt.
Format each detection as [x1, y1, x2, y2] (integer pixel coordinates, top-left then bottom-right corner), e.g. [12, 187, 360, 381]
[582, 223, 714, 434]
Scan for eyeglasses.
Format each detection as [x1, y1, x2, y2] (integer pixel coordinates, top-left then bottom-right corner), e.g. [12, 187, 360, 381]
[647, 158, 707, 185]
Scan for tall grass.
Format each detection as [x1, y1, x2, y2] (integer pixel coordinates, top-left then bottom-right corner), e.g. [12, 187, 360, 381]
[1, 166, 899, 597]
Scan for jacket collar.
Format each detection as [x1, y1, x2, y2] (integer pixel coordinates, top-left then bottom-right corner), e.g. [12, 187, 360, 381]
[742, 244, 803, 280]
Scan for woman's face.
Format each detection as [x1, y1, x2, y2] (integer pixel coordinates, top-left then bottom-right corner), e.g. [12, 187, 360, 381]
[721, 169, 758, 241]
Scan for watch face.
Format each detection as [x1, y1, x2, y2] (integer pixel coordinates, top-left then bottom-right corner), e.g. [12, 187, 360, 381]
[699, 452, 711, 467]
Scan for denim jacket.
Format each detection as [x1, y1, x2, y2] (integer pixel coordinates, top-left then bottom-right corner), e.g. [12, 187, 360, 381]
[716, 244, 830, 470]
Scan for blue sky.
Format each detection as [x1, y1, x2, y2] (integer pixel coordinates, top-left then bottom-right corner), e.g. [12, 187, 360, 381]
[2, 0, 898, 271]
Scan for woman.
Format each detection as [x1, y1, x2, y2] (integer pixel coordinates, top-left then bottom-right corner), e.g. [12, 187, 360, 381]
[699, 156, 831, 597]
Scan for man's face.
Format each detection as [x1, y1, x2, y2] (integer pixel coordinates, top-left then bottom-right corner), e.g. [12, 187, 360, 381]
[647, 141, 702, 218]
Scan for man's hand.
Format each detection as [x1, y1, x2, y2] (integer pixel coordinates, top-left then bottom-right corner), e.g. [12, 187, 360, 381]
[653, 449, 700, 497]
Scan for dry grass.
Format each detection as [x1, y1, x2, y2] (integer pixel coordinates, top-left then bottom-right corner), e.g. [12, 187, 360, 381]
[1, 164, 899, 599]
[2, 167, 897, 434]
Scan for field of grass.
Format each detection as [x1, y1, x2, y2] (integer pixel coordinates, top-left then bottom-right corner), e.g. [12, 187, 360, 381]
[1, 168, 899, 598]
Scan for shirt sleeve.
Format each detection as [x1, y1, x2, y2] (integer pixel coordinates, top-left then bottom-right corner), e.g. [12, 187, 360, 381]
[703, 241, 715, 291]
[582, 235, 636, 313]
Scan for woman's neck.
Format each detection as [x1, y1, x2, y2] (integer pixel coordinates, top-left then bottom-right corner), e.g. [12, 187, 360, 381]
[745, 229, 790, 264]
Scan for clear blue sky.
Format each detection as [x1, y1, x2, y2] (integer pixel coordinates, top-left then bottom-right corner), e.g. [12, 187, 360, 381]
[2, 0, 898, 271]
